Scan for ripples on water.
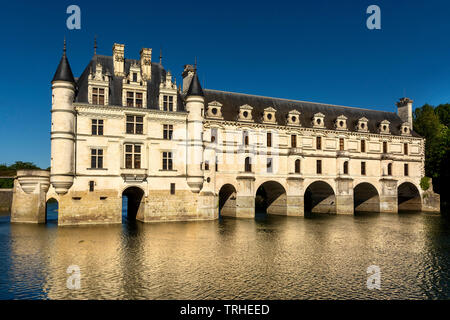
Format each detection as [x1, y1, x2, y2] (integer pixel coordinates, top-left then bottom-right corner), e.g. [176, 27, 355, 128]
[0, 205, 449, 300]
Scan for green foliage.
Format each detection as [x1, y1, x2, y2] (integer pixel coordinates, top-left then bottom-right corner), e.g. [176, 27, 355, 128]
[0, 161, 42, 189]
[0, 178, 13, 188]
[420, 177, 430, 191]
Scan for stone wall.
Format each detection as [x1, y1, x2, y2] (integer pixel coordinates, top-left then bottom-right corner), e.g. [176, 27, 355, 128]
[0, 189, 13, 213]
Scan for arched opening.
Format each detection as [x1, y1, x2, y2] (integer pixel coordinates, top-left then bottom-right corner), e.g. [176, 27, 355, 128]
[218, 184, 237, 218]
[354, 183, 380, 213]
[255, 181, 287, 217]
[122, 187, 145, 221]
[304, 181, 336, 215]
[398, 182, 421, 212]
[343, 161, 349, 175]
[45, 198, 58, 223]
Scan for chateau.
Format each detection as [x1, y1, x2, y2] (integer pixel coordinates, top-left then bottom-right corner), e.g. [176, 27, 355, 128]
[10, 42, 440, 225]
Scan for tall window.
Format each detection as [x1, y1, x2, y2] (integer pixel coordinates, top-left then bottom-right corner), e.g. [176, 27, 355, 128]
[126, 91, 143, 108]
[243, 131, 249, 146]
[132, 73, 137, 82]
[89, 181, 95, 192]
[316, 136, 322, 150]
[170, 183, 176, 195]
[267, 158, 273, 173]
[92, 88, 105, 105]
[316, 160, 322, 174]
[339, 138, 345, 151]
[383, 141, 388, 154]
[211, 128, 218, 143]
[91, 149, 103, 169]
[404, 163, 409, 176]
[204, 161, 209, 171]
[343, 161, 349, 174]
[163, 95, 174, 111]
[361, 162, 366, 175]
[388, 163, 392, 176]
[361, 140, 366, 153]
[126, 115, 144, 134]
[245, 157, 252, 172]
[125, 144, 141, 169]
[162, 152, 173, 170]
[267, 132, 272, 147]
[163, 124, 173, 140]
[92, 119, 104, 135]
[291, 134, 297, 148]
[404, 143, 408, 155]
[295, 159, 301, 174]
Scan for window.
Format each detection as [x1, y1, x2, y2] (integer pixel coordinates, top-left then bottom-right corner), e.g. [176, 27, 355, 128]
[245, 157, 252, 172]
[211, 128, 218, 143]
[291, 135, 297, 148]
[92, 119, 104, 135]
[133, 73, 137, 82]
[89, 181, 95, 192]
[267, 158, 273, 173]
[92, 88, 105, 105]
[205, 161, 209, 171]
[316, 160, 322, 174]
[243, 131, 249, 146]
[388, 163, 392, 176]
[316, 137, 322, 150]
[163, 124, 173, 140]
[339, 138, 344, 151]
[343, 161, 349, 174]
[295, 159, 301, 174]
[383, 141, 388, 154]
[126, 115, 143, 134]
[136, 93, 143, 108]
[125, 144, 141, 169]
[404, 143, 408, 155]
[162, 152, 173, 170]
[91, 149, 103, 169]
[361, 140, 366, 153]
[361, 162, 366, 175]
[126, 91, 144, 108]
[163, 95, 174, 111]
[267, 132, 272, 147]
[404, 163, 409, 176]
[170, 183, 176, 195]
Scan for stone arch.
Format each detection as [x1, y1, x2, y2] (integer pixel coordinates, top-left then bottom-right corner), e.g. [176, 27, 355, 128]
[218, 184, 237, 217]
[255, 181, 287, 216]
[304, 181, 336, 215]
[398, 182, 422, 212]
[122, 186, 145, 221]
[354, 182, 380, 213]
[45, 197, 59, 223]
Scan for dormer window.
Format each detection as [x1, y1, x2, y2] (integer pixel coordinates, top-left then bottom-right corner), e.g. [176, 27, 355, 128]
[159, 71, 177, 112]
[92, 88, 105, 105]
[400, 122, 411, 136]
[206, 101, 223, 118]
[239, 104, 253, 122]
[312, 112, 325, 128]
[88, 63, 109, 105]
[163, 95, 174, 111]
[132, 73, 137, 83]
[356, 117, 369, 132]
[122, 63, 147, 108]
[379, 120, 391, 134]
[263, 107, 276, 124]
[335, 115, 348, 131]
[126, 91, 143, 108]
[287, 110, 301, 126]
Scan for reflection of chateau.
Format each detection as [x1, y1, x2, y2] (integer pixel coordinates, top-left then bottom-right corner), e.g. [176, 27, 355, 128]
[11, 41, 440, 225]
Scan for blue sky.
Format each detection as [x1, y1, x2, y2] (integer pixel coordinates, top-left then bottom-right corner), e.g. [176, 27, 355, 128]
[0, 0, 449, 168]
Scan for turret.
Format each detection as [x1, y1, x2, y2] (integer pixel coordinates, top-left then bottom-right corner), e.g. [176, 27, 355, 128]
[50, 39, 76, 194]
[185, 70, 205, 193]
[396, 97, 413, 130]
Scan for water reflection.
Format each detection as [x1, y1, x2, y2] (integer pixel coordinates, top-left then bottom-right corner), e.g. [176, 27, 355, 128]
[0, 209, 449, 299]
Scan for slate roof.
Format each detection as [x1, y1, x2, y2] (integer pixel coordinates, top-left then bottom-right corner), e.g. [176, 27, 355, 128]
[52, 53, 75, 83]
[187, 71, 204, 97]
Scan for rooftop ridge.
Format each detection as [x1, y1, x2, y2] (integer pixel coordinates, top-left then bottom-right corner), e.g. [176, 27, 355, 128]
[204, 88, 396, 114]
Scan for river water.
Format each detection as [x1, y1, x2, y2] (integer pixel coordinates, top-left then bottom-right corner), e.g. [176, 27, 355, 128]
[0, 203, 449, 300]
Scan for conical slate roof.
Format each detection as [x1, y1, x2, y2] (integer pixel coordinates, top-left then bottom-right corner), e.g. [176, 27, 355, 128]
[52, 46, 75, 83]
[187, 71, 203, 97]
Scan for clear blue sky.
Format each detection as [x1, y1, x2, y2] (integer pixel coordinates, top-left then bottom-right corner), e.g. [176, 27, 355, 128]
[0, 0, 449, 168]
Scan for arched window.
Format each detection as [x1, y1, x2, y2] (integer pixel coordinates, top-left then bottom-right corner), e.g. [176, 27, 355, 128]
[343, 161, 349, 174]
[245, 157, 252, 172]
[295, 159, 301, 174]
[387, 163, 392, 176]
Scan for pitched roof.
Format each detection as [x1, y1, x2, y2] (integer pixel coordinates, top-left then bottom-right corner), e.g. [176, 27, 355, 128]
[52, 53, 75, 83]
[186, 71, 204, 97]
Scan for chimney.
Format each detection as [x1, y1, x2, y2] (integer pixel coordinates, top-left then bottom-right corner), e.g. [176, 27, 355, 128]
[140, 48, 152, 81]
[112, 43, 125, 77]
[396, 97, 413, 130]
[182, 64, 195, 93]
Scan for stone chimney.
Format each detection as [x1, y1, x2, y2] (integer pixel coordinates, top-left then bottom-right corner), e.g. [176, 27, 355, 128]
[112, 43, 125, 77]
[396, 97, 413, 130]
[140, 48, 152, 81]
[182, 64, 195, 93]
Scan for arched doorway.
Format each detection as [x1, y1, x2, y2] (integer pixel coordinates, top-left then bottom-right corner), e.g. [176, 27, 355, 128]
[304, 181, 336, 215]
[45, 198, 58, 223]
[218, 184, 237, 217]
[398, 182, 421, 212]
[354, 182, 380, 213]
[122, 187, 145, 221]
[255, 181, 287, 217]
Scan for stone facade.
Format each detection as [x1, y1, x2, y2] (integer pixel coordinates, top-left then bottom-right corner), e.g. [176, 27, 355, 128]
[0, 189, 13, 213]
[10, 42, 441, 225]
